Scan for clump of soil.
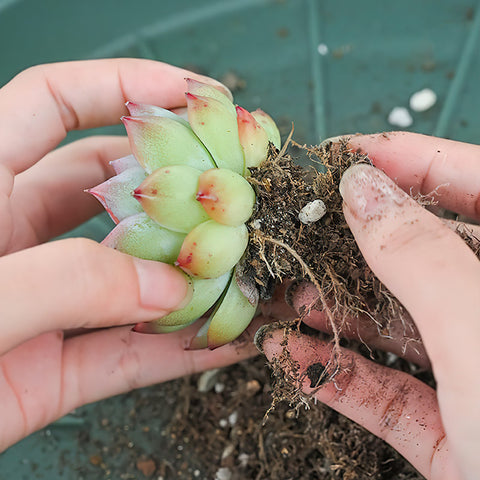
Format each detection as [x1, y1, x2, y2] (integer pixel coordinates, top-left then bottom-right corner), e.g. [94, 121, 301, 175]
[244, 137, 408, 361]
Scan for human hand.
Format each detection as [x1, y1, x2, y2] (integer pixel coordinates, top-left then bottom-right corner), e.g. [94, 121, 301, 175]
[0, 59, 260, 451]
[257, 132, 480, 480]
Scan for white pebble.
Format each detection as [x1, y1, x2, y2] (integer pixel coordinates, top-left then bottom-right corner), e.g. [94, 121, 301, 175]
[317, 43, 329, 55]
[215, 467, 232, 480]
[228, 411, 238, 426]
[197, 368, 220, 392]
[238, 453, 250, 467]
[219, 419, 228, 428]
[298, 200, 326, 224]
[221, 444, 235, 460]
[409, 88, 437, 112]
[214, 382, 225, 394]
[387, 106, 413, 128]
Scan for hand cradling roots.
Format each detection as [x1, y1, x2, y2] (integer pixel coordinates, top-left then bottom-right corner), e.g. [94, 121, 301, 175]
[244, 135, 480, 410]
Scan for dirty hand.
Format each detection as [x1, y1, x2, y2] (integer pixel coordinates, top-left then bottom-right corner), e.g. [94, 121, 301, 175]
[258, 132, 480, 480]
[0, 59, 259, 451]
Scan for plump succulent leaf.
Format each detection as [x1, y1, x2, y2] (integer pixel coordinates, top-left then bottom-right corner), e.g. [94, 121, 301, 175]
[186, 78, 234, 107]
[236, 106, 269, 168]
[251, 109, 281, 149]
[122, 115, 215, 173]
[206, 271, 258, 349]
[110, 154, 140, 174]
[176, 220, 248, 278]
[189, 269, 258, 350]
[126, 101, 191, 128]
[134, 271, 231, 330]
[196, 168, 255, 226]
[87, 166, 146, 223]
[133, 165, 210, 234]
[102, 212, 185, 263]
[186, 93, 245, 174]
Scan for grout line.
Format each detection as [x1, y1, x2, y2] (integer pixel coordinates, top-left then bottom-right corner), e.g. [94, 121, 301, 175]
[433, 2, 480, 138]
[307, 0, 327, 141]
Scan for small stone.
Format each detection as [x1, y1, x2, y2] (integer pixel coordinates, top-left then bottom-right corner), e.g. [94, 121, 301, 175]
[214, 382, 225, 394]
[228, 411, 238, 426]
[89, 455, 103, 466]
[238, 453, 250, 467]
[387, 107, 413, 128]
[197, 368, 220, 392]
[219, 419, 228, 428]
[317, 43, 329, 55]
[409, 88, 437, 112]
[285, 409, 296, 419]
[246, 379, 261, 394]
[215, 467, 232, 480]
[221, 444, 235, 460]
[136, 457, 156, 477]
[298, 199, 327, 224]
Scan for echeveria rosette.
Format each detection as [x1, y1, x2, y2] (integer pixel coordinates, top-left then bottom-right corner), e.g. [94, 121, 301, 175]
[88, 80, 280, 349]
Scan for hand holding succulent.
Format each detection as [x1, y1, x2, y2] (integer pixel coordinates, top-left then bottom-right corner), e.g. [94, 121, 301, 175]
[88, 78, 281, 349]
[0, 59, 261, 451]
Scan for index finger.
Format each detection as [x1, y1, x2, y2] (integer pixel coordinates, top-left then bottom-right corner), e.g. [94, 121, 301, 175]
[0, 59, 229, 175]
[347, 132, 480, 221]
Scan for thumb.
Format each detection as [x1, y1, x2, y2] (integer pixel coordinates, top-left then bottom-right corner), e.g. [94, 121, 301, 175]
[0, 238, 191, 354]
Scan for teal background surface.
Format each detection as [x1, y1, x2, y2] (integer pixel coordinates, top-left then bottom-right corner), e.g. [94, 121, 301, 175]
[0, 0, 479, 478]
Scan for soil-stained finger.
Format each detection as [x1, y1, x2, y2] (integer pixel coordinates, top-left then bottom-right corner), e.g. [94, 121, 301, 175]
[258, 326, 461, 480]
[287, 281, 429, 367]
[340, 163, 480, 477]
[348, 132, 480, 221]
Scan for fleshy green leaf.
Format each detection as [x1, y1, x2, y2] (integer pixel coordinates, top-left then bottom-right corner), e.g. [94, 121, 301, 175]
[186, 78, 234, 107]
[134, 272, 231, 329]
[134, 165, 210, 233]
[236, 106, 269, 169]
[197, 168, 255, 226]
[186, 93, 245, 174]
[86, 166, 146, 224]
[207, 271, 258, 349]
[122, 115, 215, 173]
[126, 101, 191, 128]
[176, 220, 248, 278]
[102, 212, 185, 263]
[251, 109, 281, 149]
[109, 154, 140, 174]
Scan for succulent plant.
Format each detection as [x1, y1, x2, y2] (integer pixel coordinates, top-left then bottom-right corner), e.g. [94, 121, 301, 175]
[88, 79, 280, 349]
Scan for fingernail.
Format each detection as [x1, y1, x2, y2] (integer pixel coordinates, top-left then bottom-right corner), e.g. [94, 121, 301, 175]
[318, 134, 354, 148]
[284, 280, 304, 309]
[339, 164, 407, 221]
[254, 323, 280, 354]
[133, 259, 193, 311]
[285, 281, 321, 314]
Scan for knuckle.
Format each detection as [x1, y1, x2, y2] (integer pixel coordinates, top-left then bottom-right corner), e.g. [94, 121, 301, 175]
[377, 380, 411, 438]
[118, 334, 143, 391]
